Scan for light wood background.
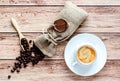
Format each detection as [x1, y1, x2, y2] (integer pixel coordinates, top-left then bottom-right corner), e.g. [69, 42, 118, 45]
[0, 0, 120, 81]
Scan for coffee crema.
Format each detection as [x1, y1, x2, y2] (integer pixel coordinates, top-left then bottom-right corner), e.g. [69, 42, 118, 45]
[77, 46, 96, 64]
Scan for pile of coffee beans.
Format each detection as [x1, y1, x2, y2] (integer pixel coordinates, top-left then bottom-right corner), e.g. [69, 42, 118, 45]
[8, 38, 45, 79]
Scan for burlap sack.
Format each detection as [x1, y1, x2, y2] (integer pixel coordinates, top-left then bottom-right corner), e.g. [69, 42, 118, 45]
[34, 1, 88, 57]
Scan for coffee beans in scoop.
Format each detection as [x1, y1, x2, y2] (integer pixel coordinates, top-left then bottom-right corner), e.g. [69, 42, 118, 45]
[8, 38, 45, 79]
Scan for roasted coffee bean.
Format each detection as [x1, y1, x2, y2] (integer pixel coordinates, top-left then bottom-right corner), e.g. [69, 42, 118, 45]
[18, 65, 21, 69]
[29, 40, 32, 43]
[16, 57, 19, 60]
[16, 56, 22, 61]
[23, 63, 27, 68]
[32, 62, 35, 66]
[15, 63, 20, 68]
[30, 47, 35, 52]
[21, 38, 27, 45]
[7, 66, 10, 69]
[20, 50, 23, 53]
[11, 70, 14, 73]
[20, 53, 25, 57]
[17, 63, 21, 68]
[13, 67, 16, 71]
[16, 70, 20, 73]
[8, 75, 11, 79]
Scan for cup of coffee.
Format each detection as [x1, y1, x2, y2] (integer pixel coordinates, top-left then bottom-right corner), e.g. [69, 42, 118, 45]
[72, 43, 97, 66]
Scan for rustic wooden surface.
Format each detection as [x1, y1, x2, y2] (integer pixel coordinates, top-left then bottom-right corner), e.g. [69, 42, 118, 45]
[0, 0, 120, 81]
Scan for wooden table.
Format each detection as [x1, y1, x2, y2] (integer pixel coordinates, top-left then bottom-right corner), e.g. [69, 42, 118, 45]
[0, 0, 120, 81]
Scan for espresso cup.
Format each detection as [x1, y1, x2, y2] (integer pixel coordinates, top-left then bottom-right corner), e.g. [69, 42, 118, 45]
[72, 43, 97, 66]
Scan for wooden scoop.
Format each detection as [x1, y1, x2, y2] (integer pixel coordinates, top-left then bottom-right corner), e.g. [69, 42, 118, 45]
[11, 18, 28, 50]
[11, 18, 24, 39]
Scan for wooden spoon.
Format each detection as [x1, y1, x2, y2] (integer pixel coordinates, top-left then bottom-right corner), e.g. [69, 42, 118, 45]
[11, 18, 24, 39]
[11, 18, 27, 50]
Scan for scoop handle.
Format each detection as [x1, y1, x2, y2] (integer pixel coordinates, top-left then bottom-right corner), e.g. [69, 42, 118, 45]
[11, 18, 24, 39]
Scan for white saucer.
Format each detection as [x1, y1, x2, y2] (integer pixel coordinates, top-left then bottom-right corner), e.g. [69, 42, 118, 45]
[64, 33, 107, 76]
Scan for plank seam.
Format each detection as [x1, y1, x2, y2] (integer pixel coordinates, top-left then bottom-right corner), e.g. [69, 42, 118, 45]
[0, 5, 120, 7]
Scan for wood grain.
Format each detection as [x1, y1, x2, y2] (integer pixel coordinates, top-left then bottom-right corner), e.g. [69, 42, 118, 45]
[0, 7, 120, 32]
[0, 60, 119, 81]
[0, 0, 120, 6]
[0, 33, 120, 59]
[0, 0, 120, 81]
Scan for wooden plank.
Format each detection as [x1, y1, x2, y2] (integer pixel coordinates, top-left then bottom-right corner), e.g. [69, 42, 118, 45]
[0, 60, 119, 81]
[0, 0, 120, 6]
[0, 7, 120, 33]
[0, 32, 120, 59]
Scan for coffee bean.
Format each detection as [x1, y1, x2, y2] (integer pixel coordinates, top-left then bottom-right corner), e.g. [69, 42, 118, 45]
[11, 70, 14, 73]
[18, 65, 21, 69]
[7, 66, 10, 69]
[23, 64, 27, 68]
[29, 40, 32, 43]
[21, 38, 27, 45]
[16, 70, 20, 73]
[8, 75, 11, 79]
[32, 62, 35, 66]
[14, 63, 19, 68]
[13, 67, 16, 71]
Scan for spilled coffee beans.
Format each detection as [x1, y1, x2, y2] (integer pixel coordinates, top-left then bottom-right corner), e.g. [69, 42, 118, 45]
[8, 38, 45, 79]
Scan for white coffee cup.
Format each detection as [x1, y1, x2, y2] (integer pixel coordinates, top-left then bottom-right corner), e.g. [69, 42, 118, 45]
[72, 43, 97, 66]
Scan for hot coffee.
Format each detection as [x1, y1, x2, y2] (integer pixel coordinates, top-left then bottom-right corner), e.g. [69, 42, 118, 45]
[77, 45, 96, 64]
